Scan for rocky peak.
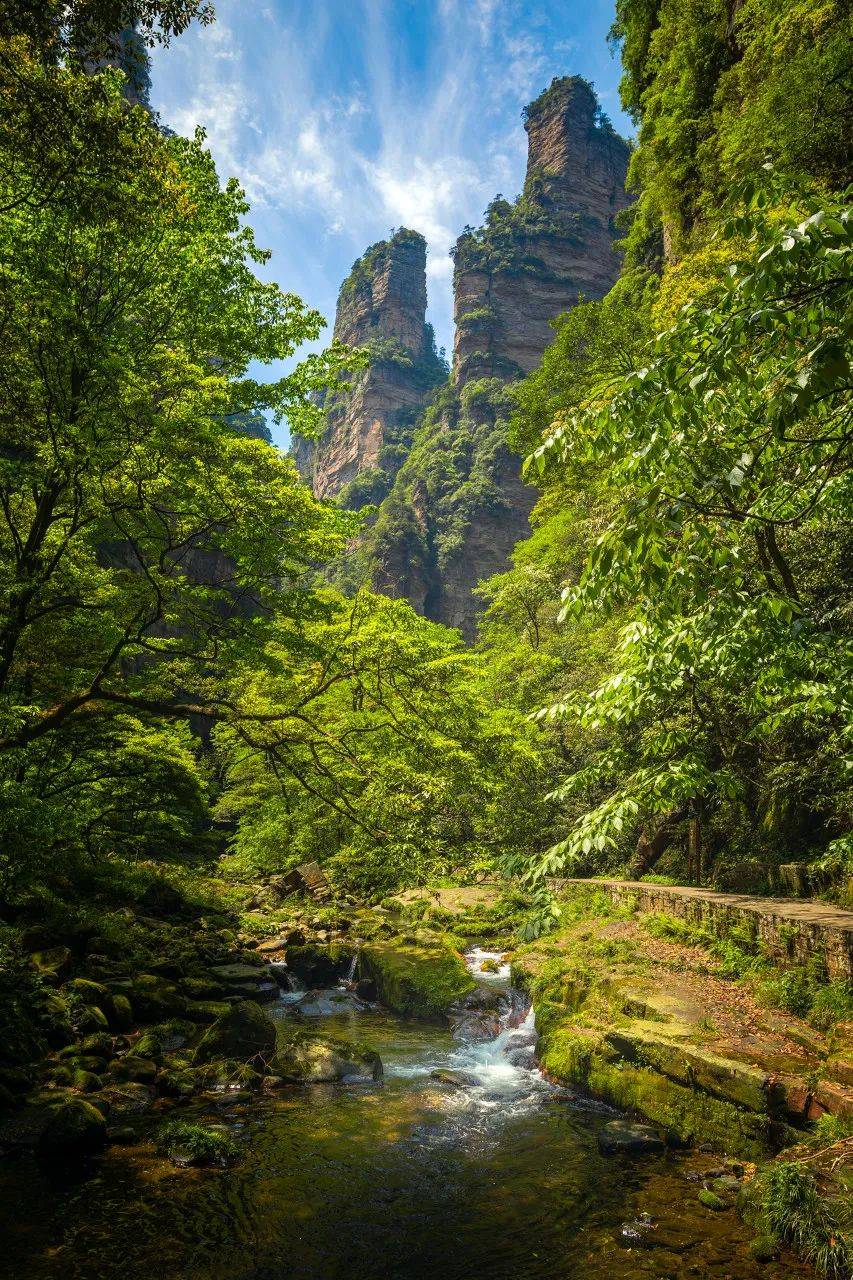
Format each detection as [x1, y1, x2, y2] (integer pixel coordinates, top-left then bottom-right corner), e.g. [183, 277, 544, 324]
[452, 75, 629, 387]
[334, 229, 429, 354]
[292, 229, 445, 502]
[371, 79, 630, 640]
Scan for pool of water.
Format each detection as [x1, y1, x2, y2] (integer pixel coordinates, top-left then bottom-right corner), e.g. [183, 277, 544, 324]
[0, 951, 814, 1280]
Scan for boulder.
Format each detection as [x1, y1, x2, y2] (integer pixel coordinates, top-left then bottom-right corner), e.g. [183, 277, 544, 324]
[111, 1056, 158, 1083]
[209, 963, 266, 983]
[192, 1000, 277, 1065]
[68, 978, 110, 1008]
[105, 993, 133, 1031]
[37, 1100, 107, 1167]
[256, 936, 291, 954]
[30, 946, 72, 982]
[354, 978, 377, 1002]
[180, 977, 223, 999]
[359, 943, 476, 1019]
[184, 999, 231, 1024]
[712, 859, 771, 894]
[100, 1082, 154, 1115]
[81, 1033, 113, 1057]
[129, 974, 184, 1021]
[157, 1068, 197, 1098]
[430, 1069, 480, 1088]
[279, 863, 332, 901]
[137, 879, 184, 917]
[777, 862, 811, 898]
[77, 1004, 109, 1033]
[273, 1033, 383, 1083]
[285, 943, 352, 987]
[70, 1068, 102, 1093]
[597, 1120, 666, 1156]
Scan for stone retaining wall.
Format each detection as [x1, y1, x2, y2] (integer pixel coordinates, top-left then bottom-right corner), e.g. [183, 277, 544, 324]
[549, 879, 853, 982]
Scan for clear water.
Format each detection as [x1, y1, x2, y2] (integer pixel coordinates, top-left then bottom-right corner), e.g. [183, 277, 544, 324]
[0, 951, 814, 1280]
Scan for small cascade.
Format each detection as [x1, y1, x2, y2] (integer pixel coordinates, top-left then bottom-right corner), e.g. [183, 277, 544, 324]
[278, 969, 307, 1004]
[439, 950, 548, 1110]
[341, 951, 358, 986]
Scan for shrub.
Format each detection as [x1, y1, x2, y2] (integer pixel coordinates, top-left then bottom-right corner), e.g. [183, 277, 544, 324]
[759, 1162, 851, 1279]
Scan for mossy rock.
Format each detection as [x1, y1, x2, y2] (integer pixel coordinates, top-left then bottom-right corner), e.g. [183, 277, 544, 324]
[157, 1068, 198, 1098]
[68, 978, 110, 1009]
[30, 947, 72, 982]
[62, 1054, 106, 1073]
[77, 1004, 109, 1032]
[37, 1100, 107, 1166]
[156, 1120, 240, 1167]
[359, 942, 475, 1019]
[81, 1033, 113, 1057]
[70, 1068, 102, 1092]
[180, 977, 223, 1000]
[538, 1023, 773, 1161]
[106, 993, 133, 1031]
[284, 943, 352, 987]
[111, 1056, 158, 1083]
[129, 975, 185, 1021]
[602, 1026, 771, 1113]
[273, 1032, 383, 1083]
[184, 999, 231, 1024]
[132, 1031, 163, 1059]
[192, 1000, 276, 1065]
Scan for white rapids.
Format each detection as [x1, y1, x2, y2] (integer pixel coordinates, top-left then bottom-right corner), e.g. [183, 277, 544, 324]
[440, 949, 550, 1113]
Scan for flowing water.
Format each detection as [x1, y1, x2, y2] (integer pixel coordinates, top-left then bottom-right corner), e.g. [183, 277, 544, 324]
[0, 950, 814, 1280]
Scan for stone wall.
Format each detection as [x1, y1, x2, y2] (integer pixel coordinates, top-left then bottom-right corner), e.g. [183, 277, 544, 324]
[552, 878, 853, 982]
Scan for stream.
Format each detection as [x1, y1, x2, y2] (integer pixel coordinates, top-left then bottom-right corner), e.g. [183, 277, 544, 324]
[0, 949, 813, 1280]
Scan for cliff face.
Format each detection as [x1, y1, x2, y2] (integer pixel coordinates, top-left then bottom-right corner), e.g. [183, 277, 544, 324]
[303, 78, 629, 640]
[370, 77, 629, 639]
[293, 230, 445, 505]
[452, 77, 630, 385]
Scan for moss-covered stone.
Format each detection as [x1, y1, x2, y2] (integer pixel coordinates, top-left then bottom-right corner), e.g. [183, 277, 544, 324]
[602, 1027, 771, 1113]
[156, 1120, 240, 1167]
[192, 1000, 276, 1065]
[273, 1033, 383, 1083]
[129, 974, 185, 1021]
[30, 946, 72, 981]
[184, 999, 231, 1024]
[360, 941, 475, 1019]
[37, 1099, 107, 1166]
[538, 1024, 773, 1161]
[106, 993, 133, 1031]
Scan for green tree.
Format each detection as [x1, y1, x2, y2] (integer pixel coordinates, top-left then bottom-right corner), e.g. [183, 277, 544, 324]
[215, 590, 548, 896]
[610, 0, 852, 261]
[527, 178, 852, 885]
[0, 82, 357, 757]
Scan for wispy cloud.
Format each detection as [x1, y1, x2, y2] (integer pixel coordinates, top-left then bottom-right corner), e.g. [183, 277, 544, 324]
[150, 0, 632, 444]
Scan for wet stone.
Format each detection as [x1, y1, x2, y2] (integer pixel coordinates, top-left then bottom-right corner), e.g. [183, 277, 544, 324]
[598, 1120, 666, 1156]
[430, 1069, 480, 1088]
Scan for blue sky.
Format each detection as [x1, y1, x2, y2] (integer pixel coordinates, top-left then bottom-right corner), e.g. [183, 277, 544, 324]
[150, 1, 631, 447]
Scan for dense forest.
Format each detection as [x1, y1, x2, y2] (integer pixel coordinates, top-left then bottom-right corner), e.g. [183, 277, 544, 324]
[0, 3, 851, 1278]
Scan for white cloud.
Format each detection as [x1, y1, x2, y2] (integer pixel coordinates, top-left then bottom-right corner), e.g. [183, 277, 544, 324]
[149, 0, 631, 355]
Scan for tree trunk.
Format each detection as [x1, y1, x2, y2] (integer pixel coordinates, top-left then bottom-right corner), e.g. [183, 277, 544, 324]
[630, 805, 689, 879]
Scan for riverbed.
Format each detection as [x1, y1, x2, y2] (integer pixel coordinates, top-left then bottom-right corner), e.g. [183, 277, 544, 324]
[0, 950, 813, 1279]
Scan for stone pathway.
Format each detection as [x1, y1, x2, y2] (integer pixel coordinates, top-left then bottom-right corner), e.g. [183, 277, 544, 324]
[551, 878, 853, 981]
